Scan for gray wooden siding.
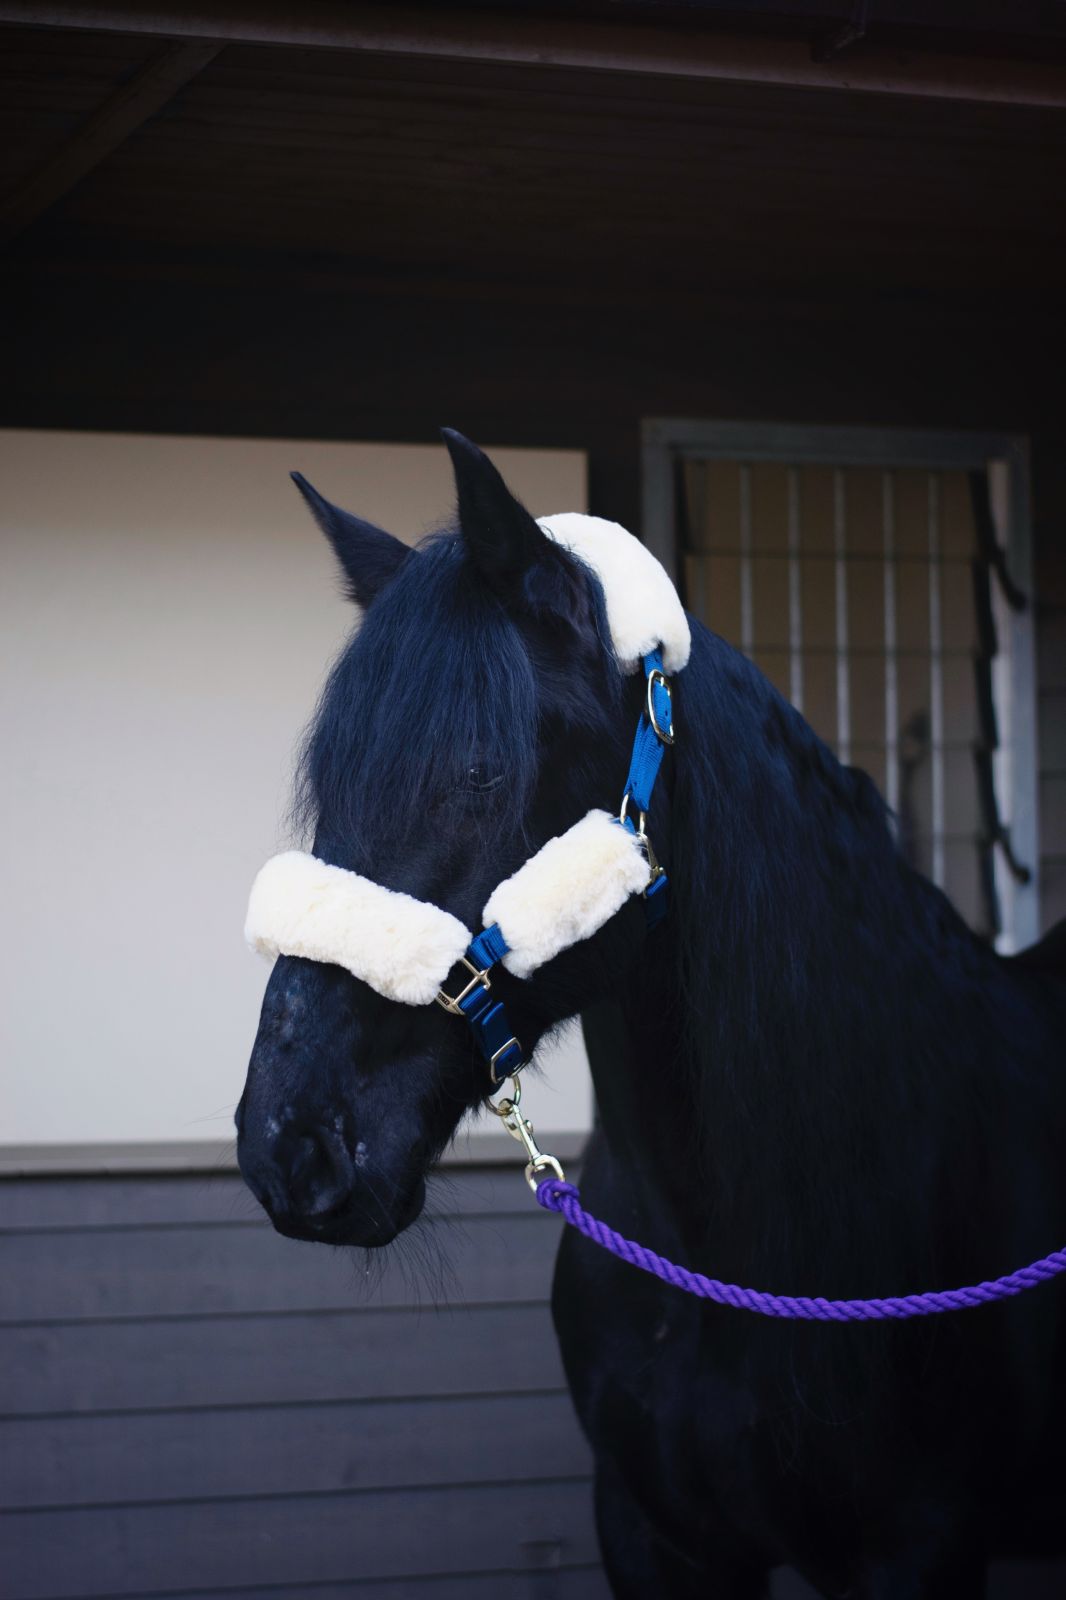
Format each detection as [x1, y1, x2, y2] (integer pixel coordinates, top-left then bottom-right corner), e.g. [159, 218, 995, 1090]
[3, 1171, 1065, 1598]
[0, 1166, 610, 1600]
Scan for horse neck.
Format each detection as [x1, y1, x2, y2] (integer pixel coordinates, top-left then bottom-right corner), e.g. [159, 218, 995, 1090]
[597, 625, 1009, 1288]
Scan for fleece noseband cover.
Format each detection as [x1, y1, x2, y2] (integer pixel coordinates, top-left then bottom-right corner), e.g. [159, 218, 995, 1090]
[245, 851, 471, 1006]
[245, 810, 650, 1003]
[245, 513, 690, 1004]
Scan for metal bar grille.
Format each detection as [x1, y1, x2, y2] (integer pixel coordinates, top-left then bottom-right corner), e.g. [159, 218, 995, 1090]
[648, 418, 1039, 946]
[833, 467, 851, 765]
[738, 463, 754, 655]
[787, 466, 804, 713]
[882, 470, 900, 821]
[676, 454, 1012, 935]
[927, 472, 946, 887]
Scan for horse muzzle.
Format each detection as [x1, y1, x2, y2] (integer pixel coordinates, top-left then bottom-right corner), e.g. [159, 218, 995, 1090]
[238, 1114, 427, 1246]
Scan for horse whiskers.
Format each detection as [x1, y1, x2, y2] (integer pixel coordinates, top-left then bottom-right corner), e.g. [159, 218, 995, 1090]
[351, 1211, 456, 1312]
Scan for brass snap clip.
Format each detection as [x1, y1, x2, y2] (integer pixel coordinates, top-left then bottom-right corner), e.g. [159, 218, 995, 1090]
[489, 1076, 566, 1194]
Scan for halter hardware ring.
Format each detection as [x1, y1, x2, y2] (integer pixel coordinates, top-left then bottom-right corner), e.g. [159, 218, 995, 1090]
[646, 668, 675, 745]
[435, 956, 492, 1015]
[490, 1036, 522, 1081]
[618, 793, 647, 835]
[525, 1154, 566, 1194]
[619, 795, 665, 892]
[488, 1073, 522, 1113]
[641, 831, 666, 888]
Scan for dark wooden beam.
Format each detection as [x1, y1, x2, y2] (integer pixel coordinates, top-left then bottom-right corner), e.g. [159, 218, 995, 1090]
[1, 3, 1064, 109]
[0, 39, 223, 246]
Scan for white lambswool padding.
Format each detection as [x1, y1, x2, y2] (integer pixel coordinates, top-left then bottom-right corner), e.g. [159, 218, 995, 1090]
[538, 512, 691, 675]
[245, 851, 472, 1006]
[483, 810, 651, 980]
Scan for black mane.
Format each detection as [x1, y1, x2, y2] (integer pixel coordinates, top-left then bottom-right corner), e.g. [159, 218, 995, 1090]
[669, 618, 1055, 1308]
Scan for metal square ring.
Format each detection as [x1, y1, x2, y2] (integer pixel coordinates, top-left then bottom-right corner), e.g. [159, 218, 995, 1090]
[490, 1037, 523, 1082]
[646, 668, 675, 744]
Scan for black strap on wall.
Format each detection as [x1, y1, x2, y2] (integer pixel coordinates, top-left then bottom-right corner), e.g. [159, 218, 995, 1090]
[968, 470, 1031, 941]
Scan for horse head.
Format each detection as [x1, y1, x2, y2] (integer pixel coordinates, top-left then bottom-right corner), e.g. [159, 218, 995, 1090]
[237, 432, 658, 1245]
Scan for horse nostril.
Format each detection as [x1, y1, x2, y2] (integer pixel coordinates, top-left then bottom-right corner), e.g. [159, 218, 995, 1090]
[283, 1126, 353, 1220]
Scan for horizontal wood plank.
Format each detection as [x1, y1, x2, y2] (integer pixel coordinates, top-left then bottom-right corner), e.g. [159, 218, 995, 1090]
[115, 1574, 613, 1600]
[2, 1478, 601, 1598]
[69, 1563, 1064, 1600]
[0, 1391, 590, 1508]
[5, 4, 1066, 111]
[0, 1210, 564, 1322]
[0, 1165, 557, 1229]
[0, 1303, 566, 1415]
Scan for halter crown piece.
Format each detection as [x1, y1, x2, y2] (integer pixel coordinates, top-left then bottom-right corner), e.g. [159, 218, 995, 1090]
[245, 513, 690, 1085]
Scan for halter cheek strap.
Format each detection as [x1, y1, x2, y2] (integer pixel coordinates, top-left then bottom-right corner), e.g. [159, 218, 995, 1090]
[442, 808, 653, 1082]
[439, 649, 675, 1082]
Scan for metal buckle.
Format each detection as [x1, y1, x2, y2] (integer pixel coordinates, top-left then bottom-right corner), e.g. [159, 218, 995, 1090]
[490, 1037, 522, 1081]
[435, 956, 491, 1016]
[646, 668, 675, 745]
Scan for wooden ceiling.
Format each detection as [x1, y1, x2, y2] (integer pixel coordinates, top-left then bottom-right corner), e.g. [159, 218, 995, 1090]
[2, 13, 1065, 316]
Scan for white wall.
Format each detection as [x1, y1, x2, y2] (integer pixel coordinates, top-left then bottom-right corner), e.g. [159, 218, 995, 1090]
[0, 431, 591, 1151]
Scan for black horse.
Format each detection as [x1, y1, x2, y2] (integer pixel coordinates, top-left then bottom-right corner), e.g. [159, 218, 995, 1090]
[238, 432, 1066, 1597]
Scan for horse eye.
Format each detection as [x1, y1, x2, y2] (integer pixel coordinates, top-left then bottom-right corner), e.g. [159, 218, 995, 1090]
[465, 765, 503, 793]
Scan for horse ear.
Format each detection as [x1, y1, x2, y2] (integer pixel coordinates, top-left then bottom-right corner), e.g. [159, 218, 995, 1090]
[291, 472, 411, 607]
[441, 428, 550, 592]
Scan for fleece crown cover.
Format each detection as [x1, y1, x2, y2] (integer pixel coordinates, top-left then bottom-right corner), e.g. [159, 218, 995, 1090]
[538, 512, 690, 675]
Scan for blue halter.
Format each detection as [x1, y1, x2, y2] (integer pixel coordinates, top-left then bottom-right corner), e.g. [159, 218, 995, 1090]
[437, 650, 675, 1085]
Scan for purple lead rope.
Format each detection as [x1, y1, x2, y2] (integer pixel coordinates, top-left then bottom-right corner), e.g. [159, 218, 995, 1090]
[535, 1179, 1066, 1321]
